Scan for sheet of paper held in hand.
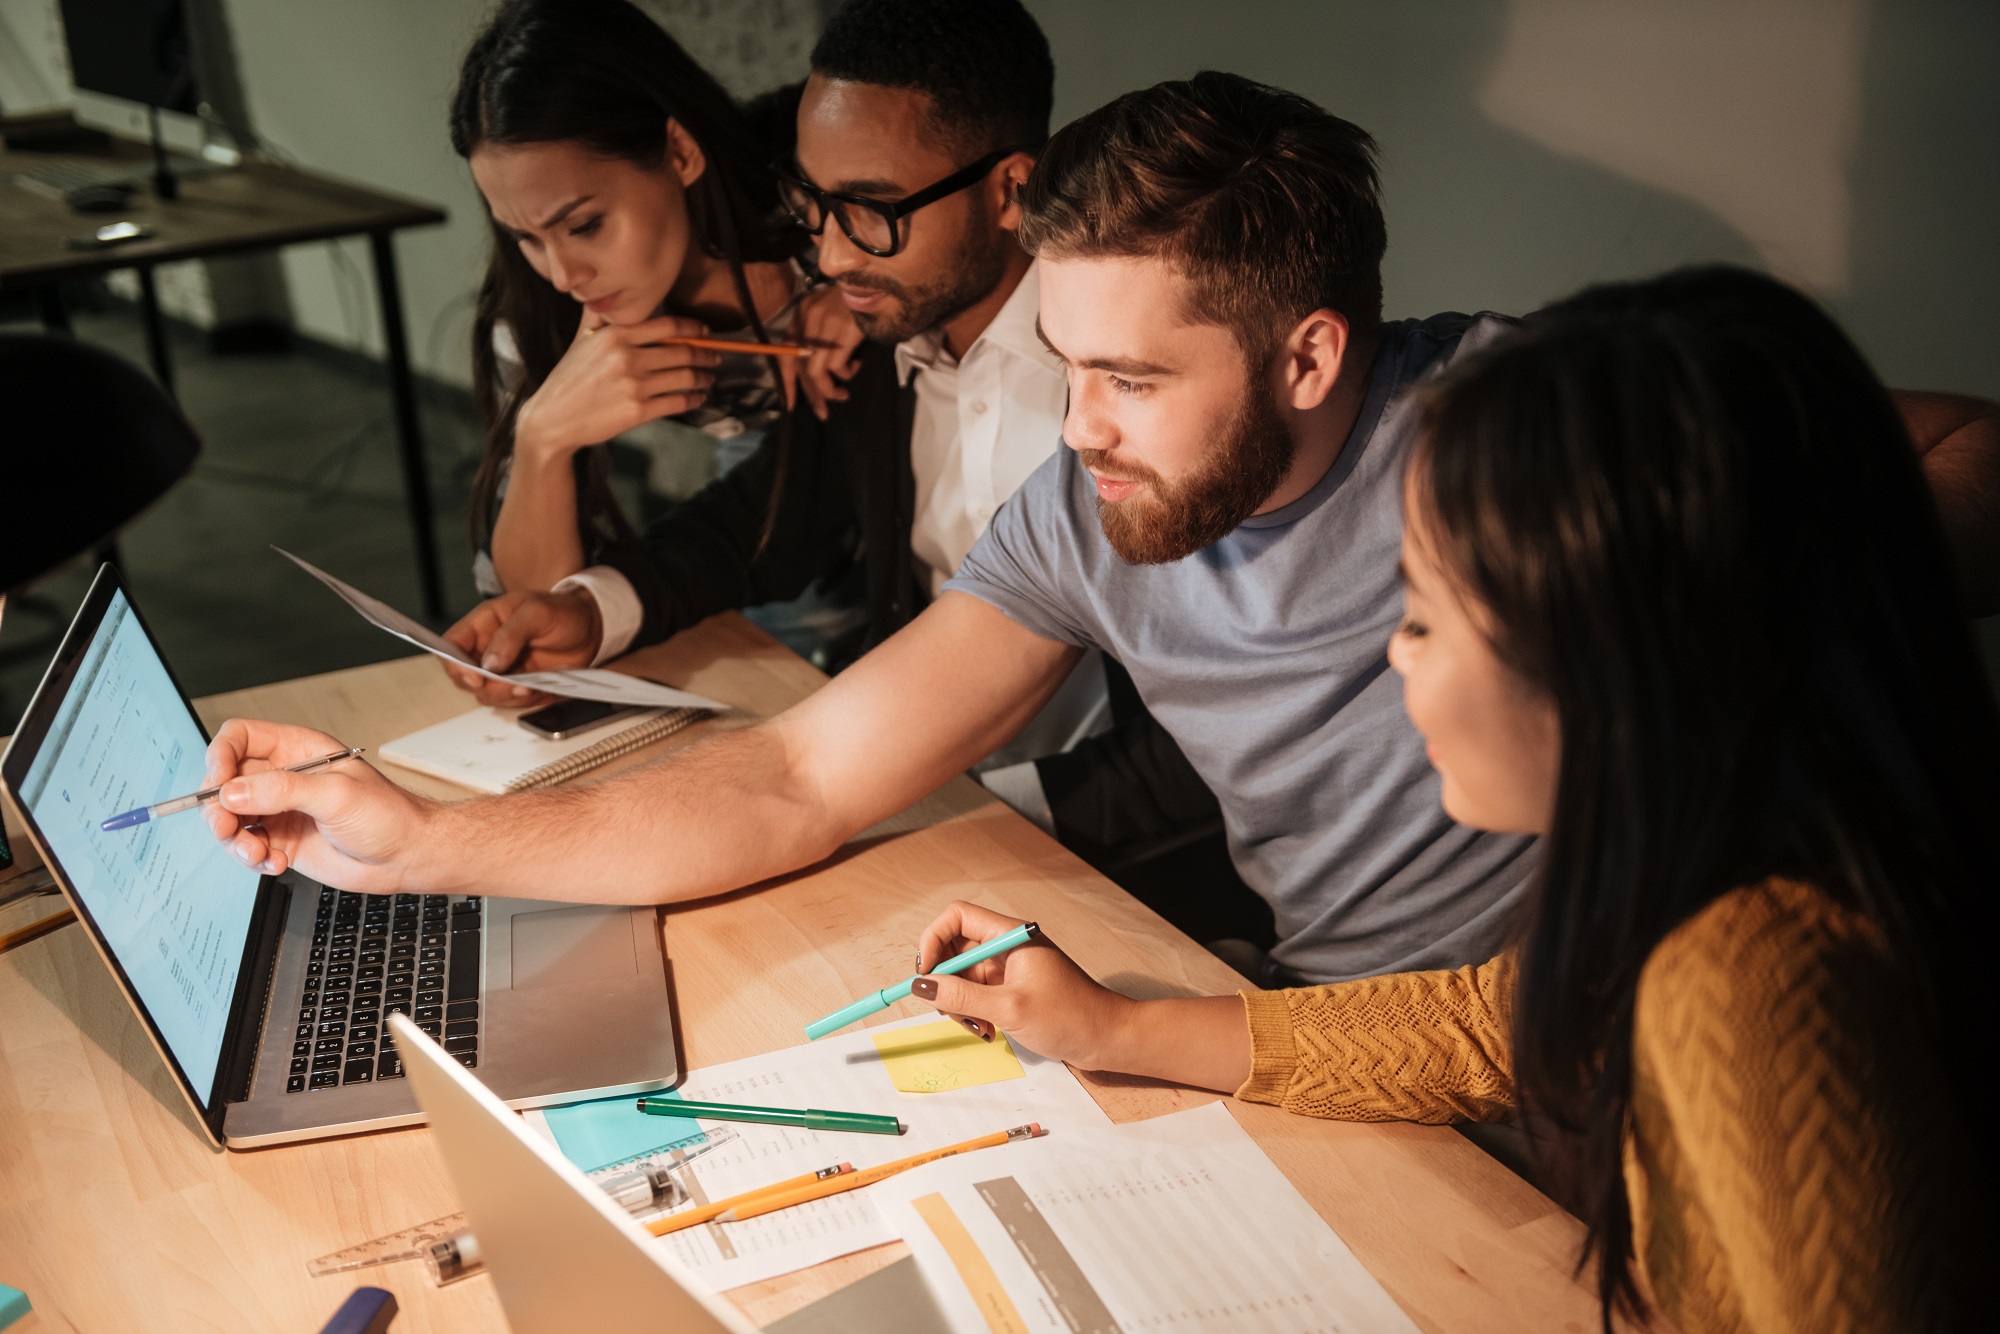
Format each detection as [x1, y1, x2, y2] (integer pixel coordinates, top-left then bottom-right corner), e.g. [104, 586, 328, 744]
[274, 548, 725, 711]
[522, 1015, 1111, 1290]
[877, 1100, 1419, 1334]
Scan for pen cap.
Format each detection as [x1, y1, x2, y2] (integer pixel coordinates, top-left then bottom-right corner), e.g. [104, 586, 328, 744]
[802, 1109, 905, 1135]
[315, 1286, 398, 1334]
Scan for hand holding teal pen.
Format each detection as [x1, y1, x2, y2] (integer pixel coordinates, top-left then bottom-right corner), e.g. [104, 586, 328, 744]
[804, 921, 1040, 1039]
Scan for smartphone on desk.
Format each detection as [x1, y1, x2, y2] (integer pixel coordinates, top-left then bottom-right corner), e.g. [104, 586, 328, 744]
[65, 220, 157, 250]
[517, 698, 644, 740]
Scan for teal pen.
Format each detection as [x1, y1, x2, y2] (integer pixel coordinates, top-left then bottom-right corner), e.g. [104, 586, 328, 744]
[805, 921, 1040, 1040]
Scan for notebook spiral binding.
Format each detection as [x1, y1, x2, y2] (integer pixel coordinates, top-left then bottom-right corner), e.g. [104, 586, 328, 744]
[504, 706, 712, 791]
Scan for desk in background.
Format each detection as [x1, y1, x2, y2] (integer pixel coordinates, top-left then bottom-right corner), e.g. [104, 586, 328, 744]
[0, 613, 1605, 1331]
[0, 140, 451, 620]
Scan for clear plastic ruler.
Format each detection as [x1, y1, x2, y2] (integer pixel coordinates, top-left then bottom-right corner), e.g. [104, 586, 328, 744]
[308, 1211, 470, 1278]
[306, 1126, 734, 1277]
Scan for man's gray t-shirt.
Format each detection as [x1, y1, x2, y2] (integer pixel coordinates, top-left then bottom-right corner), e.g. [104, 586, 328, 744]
[945, 312, 1536, 983]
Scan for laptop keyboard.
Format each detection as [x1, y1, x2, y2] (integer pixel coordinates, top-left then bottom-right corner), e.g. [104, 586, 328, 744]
[284, 889, 482, 1094]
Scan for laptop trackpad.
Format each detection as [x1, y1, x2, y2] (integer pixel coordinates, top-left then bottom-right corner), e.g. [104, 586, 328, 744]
[509, 906, 640, 990]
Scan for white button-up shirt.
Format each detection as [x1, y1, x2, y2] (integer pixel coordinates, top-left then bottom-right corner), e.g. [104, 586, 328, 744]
[895, 259, 1068, 597]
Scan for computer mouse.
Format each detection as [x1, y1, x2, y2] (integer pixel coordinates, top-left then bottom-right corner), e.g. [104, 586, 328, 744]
[67, 182, 135, 212]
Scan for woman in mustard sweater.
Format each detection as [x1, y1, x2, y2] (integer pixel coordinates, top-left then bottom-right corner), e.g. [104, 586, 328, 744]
[907, 267, 1995, 1331]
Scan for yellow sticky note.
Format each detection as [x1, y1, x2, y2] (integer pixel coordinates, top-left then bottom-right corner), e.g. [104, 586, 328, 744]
[871, 1019, 1025, 1094]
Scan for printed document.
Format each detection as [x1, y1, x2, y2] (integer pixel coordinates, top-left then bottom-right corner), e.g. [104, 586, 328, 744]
[877, 1101, 1418, 1333]
[274, 548, 725, 711]
[524, 1014, 1111, 1290]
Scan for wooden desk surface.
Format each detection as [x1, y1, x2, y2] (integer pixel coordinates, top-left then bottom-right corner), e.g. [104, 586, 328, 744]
[0, 614, 1604, 1331]
[0, 143, 444, 287]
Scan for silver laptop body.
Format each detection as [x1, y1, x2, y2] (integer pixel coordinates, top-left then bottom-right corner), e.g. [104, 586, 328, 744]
[392, 1013, 756, 1334]
[0, 566, 678, 1150]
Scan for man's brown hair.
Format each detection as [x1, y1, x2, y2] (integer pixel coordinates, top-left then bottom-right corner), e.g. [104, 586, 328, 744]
[1019, 71, 1387, 362]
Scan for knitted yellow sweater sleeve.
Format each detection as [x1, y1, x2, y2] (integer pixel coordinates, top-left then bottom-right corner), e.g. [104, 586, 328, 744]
[1233, 955, 1517, 1123]
[1627, 879, 1978, 1334]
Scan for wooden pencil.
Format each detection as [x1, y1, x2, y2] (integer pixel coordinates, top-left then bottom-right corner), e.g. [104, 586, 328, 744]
[725, 1123, 1044, 1221]
[0, 907, 74, 956]
[662, 336, 811, 358]
[649, 1124, 1044, 1235]
[645, 1161, 856, 1237]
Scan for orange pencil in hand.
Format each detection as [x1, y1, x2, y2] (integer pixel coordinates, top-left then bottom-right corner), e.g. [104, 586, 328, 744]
[661, 336, 810, 358]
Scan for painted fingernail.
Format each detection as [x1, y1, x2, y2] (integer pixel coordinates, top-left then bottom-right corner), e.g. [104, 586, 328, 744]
[982, 1029, 993, 1043]
[911, 977, 938, 1001]
[914, 952, 924, 973]
[958, 1017, 982, 1036]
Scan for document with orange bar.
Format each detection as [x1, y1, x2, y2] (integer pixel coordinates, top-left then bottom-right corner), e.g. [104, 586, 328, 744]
[876, 1101, 1419, 1333]
[524, 1014, 1109, 1290]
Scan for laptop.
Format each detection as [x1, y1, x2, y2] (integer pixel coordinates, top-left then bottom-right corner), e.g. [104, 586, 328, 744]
[390, 1013, 757, 1334]
[0, 566, 680, 1148]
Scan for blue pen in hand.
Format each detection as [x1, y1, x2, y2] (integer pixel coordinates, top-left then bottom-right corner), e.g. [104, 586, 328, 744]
[99, 746, 364, 831]
[804, 921, 1040, 1040]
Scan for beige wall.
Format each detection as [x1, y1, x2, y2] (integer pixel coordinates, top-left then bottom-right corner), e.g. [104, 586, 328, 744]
[1024, 0, 2000, 398]
[6, 0, 1994, 400]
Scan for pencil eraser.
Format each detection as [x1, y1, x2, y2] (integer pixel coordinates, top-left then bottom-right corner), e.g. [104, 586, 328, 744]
[1, 1284, 33, 1332]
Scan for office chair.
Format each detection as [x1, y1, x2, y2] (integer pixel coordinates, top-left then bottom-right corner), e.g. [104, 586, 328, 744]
[0, 332, 199, 944]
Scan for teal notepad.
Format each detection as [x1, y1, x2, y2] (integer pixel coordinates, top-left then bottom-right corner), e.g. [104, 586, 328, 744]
[1, 1283, 30, 1331]
[541, 1087, 706, 1174]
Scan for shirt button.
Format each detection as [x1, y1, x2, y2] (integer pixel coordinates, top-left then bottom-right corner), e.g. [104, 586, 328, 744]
[970, 400, 988, 414]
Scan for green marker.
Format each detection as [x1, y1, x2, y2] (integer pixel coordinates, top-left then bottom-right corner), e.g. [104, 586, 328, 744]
[805, 921, 1041, 1040]
[637, 1097, 904, 1136]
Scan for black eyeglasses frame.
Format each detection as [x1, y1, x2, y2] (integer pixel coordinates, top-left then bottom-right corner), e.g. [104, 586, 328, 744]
[776, 145, 1034, 258]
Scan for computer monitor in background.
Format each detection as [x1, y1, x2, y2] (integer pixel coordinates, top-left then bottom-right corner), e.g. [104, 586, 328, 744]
[59, 0, 199, 113]
[57, 0, 201, 196]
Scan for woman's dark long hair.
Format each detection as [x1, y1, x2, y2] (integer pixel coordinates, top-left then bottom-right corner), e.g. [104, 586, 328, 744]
[451, 0, 802, 558]
[1410, 266, 1998, 1325]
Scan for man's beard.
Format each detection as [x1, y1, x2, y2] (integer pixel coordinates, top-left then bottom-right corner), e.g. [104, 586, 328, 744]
[1079, 381, 1297, 565]
[838, 219, 1015, 344]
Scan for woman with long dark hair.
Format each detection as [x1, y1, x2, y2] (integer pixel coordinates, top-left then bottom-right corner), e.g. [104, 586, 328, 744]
[903, 267, 1994, 1330]
[451, 0, 835, 595]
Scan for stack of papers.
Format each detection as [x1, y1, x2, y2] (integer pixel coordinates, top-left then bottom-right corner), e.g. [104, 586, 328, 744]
[521, 1023, 1412, 1328]
[523, 1015, 1110, 1290]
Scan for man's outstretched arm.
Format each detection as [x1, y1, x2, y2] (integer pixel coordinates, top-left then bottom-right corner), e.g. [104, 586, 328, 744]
[203, 592, 1081, 904]
[1898, 389, 2000, 615]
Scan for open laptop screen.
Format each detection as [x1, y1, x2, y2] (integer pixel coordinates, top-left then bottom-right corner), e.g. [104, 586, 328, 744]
[13, 587, 261, 1098]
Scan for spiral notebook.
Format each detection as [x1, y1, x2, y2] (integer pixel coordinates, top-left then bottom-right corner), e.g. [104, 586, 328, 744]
[379, 705, 712, 793]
